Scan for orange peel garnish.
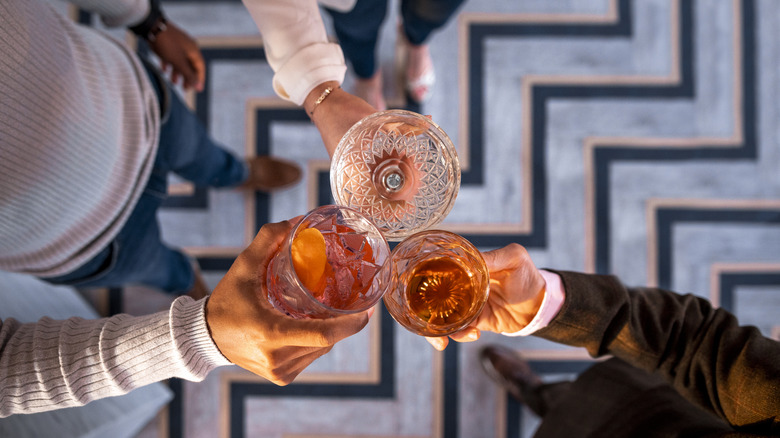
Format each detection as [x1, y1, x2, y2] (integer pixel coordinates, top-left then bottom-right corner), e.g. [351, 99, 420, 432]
[291, 227, 327, 293]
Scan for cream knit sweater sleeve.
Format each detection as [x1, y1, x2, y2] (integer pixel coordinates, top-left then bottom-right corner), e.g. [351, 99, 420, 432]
[0, 297, 232, 417]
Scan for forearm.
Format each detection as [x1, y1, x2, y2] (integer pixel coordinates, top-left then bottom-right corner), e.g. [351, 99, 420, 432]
[241, 0, 346, 104]
[0, 297, 230, 417]
[536, 270, 780, 431]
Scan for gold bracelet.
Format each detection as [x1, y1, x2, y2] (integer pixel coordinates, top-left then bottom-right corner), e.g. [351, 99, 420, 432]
[308, 86, 338, 116]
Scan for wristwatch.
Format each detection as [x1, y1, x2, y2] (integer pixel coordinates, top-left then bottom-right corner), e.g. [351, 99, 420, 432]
[129, 0, 168, 42]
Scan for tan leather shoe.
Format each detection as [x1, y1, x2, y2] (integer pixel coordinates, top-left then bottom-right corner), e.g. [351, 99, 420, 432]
[240, 156, 302, 192]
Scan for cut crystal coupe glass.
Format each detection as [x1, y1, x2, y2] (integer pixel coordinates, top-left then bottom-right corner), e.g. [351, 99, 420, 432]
[330, 110, 461, 241]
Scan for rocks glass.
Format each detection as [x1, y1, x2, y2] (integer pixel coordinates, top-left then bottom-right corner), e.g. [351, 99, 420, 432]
[383, 230, 490, 337]
[266, 205, 392, 319]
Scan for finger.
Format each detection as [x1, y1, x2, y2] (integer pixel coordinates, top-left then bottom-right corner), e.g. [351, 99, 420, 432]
[481, 243, 526, 271]
[266, 347, 333, 386]
[182, 70, 197, 90]
[248, 220, 294, 258]
[307, 311, 372, 347]
[266, 344, 331, 368]
[271, 310, 371, 348]
[284, 345, 334, 377]
[425, 336, 448, 351]
[448, 327, 481, 343]
[480, 247, 504, 271]
[188, 50, 206, 92]
[227, 220, 293, 299]
[178, 59, 198, 91]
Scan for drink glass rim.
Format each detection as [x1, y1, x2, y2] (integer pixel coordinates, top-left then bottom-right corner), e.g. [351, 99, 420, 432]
[282, 204, 392, 316]
[385, 229, 490, 336]
[329, 109, 461, 241]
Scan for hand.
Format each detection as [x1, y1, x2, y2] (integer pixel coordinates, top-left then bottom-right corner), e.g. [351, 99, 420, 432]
[426, 243, 547, 351]
[205, 220, 372, 385]
[148, 21, 205, 92]
[305, 82, 377, 157]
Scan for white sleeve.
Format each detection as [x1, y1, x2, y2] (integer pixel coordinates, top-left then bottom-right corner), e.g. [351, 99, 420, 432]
[501, 269, 566, 337]
[242, 0, 347, 105]
[0, 296, 231, 417]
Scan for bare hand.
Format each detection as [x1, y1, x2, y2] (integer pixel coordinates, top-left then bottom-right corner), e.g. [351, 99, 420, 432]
[148, 21, 205, 92]
[305, 83, 377, 157]
[205, 220, 372, 385]
[426, 243, 546, 350]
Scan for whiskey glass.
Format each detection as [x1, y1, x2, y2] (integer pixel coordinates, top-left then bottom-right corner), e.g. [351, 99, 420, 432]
[330, 110, 461, 241]
[266, 205, 393, 319]
[383, 230, 490, 336]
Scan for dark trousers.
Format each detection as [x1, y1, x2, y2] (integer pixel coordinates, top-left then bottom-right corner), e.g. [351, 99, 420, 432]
[325, 0, 466, 78]
[533, 358, 742, 438]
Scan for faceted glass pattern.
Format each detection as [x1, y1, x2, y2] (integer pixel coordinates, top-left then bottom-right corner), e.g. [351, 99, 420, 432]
[266, 205, 392, 319]
[383, 230, 489, 337]
[330, 110, 461, 241]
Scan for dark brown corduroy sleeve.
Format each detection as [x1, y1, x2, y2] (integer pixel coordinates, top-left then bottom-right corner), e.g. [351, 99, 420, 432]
[534, 270, 780, 434]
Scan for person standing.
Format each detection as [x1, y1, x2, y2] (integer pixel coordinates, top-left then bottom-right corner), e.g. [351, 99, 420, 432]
[323, 0, 467, 109]
[430, 243, 780, 436]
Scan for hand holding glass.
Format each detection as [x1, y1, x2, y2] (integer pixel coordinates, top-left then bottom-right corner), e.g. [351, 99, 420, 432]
[383, 230, 490, 336]
[266, 205, 392, 319]
[330, 110, 461, 241]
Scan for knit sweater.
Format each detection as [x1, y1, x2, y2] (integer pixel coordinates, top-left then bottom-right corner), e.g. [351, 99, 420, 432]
[0, 0, 348, 417]
[0, 0, 230, 417]
[0, 0, 347, 276]
[0, 296, 230, 417]
[0, 0, 158, 278]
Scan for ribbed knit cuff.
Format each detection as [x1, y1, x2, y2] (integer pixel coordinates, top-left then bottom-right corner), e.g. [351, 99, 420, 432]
[170, 297, 232, 381]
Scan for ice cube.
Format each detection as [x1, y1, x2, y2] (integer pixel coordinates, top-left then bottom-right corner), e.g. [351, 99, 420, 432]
[334, 264, 356, 303]
[340, 231, 368, 254]
[356, 260, 379, 289]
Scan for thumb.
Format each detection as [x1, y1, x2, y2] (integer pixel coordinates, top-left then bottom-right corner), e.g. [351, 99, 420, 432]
[177, 58, 198, 90]
[481, 243, 527, 272]
[425, 336, 448, 351]
[480, 248, 504, 271]
[306, 310, 372, 347]
[187, 49, 206, 92]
